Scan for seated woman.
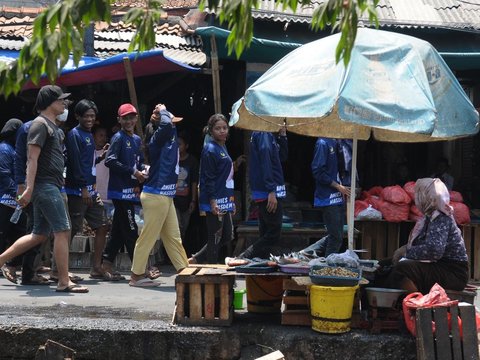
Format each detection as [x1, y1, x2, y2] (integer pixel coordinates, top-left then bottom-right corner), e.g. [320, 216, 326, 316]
[385, 178, 468, 294]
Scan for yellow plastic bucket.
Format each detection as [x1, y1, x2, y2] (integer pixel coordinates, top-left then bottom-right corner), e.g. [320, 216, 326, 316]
[310, 285, 358, 333]
[246, 276, 284, 313]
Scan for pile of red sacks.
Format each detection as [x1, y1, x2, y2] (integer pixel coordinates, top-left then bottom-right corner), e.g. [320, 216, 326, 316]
[354, 182, 470, 224]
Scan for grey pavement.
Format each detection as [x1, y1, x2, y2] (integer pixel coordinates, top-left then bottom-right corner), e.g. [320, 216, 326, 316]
[0, 266, 452, 360]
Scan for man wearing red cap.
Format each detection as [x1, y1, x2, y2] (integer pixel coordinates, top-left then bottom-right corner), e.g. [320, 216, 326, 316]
[101, 103, 146, 280]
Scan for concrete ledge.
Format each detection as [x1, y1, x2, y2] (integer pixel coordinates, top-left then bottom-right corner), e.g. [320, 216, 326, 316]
[0, 306, 416, 359]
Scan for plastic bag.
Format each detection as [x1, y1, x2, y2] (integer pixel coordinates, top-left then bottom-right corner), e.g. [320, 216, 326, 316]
[378, 200, 409, 222]
[326, 249, 359, 268]
[367, 186, 383, 197]
[356, 204, 383, 220]
[451, 201, 470, 225]
[354, 200, 369, 217]
[403, 181, 416, 201]
[449, 191, 464, 203]
[366, 195, 382, 210]
[381, 185, 412, 205]
[403, 283, 459, 337]
[409, 204, 423, 222]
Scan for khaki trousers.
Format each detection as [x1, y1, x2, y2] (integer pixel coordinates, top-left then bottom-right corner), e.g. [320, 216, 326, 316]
[131, 192, 188, 275]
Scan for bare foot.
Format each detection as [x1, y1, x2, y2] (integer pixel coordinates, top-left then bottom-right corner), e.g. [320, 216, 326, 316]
[187, 257, 197, 264]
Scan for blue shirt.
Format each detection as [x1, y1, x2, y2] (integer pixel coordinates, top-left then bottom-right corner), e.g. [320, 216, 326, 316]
[249, 132, 287, 201]
[312, 137, 344, 207]
[105, 130, 144, 201]
[143, 110, 179, 197]
[14, 120, 32, 186]
[198, 141, 235, 212]
[65, 126, 97, 196]
[0, 141, 16, 207]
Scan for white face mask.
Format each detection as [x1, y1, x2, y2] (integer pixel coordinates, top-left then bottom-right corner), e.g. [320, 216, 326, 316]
[57, 109, 68, 122]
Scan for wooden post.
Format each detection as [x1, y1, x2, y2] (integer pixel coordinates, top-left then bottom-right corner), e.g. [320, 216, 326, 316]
[123, 57, 144, 138]
[210, 35, 222, 114]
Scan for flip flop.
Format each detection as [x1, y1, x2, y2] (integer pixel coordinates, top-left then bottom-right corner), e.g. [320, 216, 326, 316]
[1, 265, 18, 284]
[129, 278, 161, 288]
[89, 273, 105, 280]
[55, 284, 89, 293]
[49, 274, 84, 283]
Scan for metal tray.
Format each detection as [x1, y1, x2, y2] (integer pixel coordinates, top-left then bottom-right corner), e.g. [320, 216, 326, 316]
[279, 264, 310, 274]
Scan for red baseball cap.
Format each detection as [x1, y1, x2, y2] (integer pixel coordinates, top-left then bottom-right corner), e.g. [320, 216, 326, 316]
[118, 103, 138, 117]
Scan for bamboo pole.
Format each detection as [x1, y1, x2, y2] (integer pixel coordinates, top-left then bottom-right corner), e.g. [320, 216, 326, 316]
[123, 57, 144, 138]
[210, 35, 222, 114]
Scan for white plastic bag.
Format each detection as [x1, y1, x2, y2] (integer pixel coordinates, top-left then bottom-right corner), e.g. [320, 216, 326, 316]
[356, 204, 382, 220]
[326, 249, 359, 268]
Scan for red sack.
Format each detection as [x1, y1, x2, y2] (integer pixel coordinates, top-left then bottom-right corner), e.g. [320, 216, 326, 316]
[451, 201, 470, 225]
[409, 205, 423, 222]
[360, 191, 371, 201]
[354, 200, 369, 217]
[403, 283, 460, 337]
[449, 191, 464, 203]
[367, 186, 383, 197]
[403, 181, 416, 202]
[381, 185, 412, 205]
[366, 195, 382, 210]
[378, 200, 409, 222]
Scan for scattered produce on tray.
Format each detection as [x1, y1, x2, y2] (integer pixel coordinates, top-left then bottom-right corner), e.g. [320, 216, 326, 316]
[311, 267, 359, 278]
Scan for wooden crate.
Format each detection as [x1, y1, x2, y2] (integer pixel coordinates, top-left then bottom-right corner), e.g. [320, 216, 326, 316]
[174, 266, 235, 326]
[281, 278, 311, 326]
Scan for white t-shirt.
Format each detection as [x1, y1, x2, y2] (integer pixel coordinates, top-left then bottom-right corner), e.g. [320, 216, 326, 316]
[95, 149, 110, 202]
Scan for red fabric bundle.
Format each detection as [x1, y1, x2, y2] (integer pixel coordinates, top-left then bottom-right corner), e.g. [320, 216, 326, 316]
[451, 201, 470, 225]
[381, 185, 412, 205]
[403, 181, 416, 202]
[449, 191, 464, 203]
[354, 200, 369, 217]
[367, 186, 383, 197]
[378, 200, 409, 222]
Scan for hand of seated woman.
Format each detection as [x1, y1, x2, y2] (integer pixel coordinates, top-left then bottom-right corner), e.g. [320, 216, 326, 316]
[392, 245, 407, 266]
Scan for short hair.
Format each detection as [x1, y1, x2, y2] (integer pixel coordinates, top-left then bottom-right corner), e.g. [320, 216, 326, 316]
[74, 99, 98, 117]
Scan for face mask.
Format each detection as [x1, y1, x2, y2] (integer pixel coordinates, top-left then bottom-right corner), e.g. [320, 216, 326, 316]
[57, 109, 68, 122]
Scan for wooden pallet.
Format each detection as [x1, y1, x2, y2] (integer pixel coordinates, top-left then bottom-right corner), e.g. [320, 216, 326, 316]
[281, 278, 311, 326]
[174, 266, 235, 326]
[416, 303, 479, 360]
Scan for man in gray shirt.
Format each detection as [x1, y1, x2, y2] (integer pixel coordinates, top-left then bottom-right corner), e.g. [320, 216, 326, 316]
[0, 85, 88, 293]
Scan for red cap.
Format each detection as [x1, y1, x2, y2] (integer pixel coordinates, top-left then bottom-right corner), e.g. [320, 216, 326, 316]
[118, 103, 137, 117]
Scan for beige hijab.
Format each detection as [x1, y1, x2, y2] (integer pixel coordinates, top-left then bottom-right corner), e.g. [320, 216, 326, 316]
[408, 178, 453, 246]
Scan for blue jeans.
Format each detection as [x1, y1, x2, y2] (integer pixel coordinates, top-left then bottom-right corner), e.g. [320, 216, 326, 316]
[303, 204, 344, 257]
[32, 183, 70, 236]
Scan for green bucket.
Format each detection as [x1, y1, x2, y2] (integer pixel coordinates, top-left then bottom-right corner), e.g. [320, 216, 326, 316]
[234, 289, 246, 310]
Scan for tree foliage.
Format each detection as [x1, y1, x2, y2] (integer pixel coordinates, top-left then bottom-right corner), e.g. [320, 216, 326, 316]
[0, 0, 378, 97]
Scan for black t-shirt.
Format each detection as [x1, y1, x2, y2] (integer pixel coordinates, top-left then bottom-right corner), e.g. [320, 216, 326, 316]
[27, 116, 65, 188]
[174, 154, 199, 211]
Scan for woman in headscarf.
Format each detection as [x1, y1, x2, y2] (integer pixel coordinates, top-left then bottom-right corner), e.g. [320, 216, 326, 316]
[386, 178, 468, 294]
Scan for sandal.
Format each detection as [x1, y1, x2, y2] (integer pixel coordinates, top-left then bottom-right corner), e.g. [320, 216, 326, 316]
[21, 274, 50, 285]
[1, 265, 18, 284]
[103, 270, 125, 281]
[147, 267, 162, 280]
[49, 273, 84, 283]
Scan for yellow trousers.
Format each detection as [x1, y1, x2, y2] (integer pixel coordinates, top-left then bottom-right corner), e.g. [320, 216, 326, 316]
[131, 192, 188, 275]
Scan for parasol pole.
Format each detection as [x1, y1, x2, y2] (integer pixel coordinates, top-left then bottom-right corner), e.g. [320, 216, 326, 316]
[347, 137, 358, 250]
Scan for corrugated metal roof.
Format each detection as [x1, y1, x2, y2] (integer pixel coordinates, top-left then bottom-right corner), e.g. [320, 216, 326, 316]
[250, 0, 480, 30]
[0, 14, 206, 67]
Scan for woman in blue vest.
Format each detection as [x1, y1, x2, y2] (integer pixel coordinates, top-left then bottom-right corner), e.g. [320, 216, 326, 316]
[189, 114, 235, 264]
